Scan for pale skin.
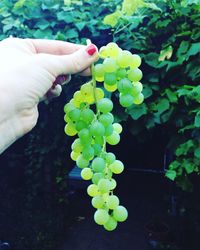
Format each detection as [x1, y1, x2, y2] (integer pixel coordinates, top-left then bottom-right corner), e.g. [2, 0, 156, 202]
[0, 38, 98, 154]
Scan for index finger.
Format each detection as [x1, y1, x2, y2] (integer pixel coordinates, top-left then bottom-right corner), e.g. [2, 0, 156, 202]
[25, 38, 85, 55]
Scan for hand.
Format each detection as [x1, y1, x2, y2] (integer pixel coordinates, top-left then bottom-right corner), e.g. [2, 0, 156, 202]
[0, 37, 98, 153]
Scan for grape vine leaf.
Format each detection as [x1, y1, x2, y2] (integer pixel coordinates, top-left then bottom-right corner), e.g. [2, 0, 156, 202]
[156, 98, 170, 114]
[165, 170, 177, 181]
[103, 10, 121, 27]
[194, 111, 200, 127]
[127, 103, 147, 120]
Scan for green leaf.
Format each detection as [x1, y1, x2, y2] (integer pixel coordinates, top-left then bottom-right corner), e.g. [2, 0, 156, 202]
[127, 103, 147, 120]
[165, 89, 178, 103]
[35, 20, 50, 30]
[103, 10, 121, 27]
[165, 170, 176, 181]
[65, 29, 78, 39]
[185, 42, 200, 60]
[156, 98, 170, 114]
[183, 160, 194, 174]
[122, 0, 145, 15]
[142, 85, 153, 99]
[176, 40, 190, 58]
[75, 22, 86, 31]
[194, 147, 200, 158]
[143, 2, 162, 11]
[175, 140, 194, 156]
[159, 46, 173, 61]
[57, 11, 73, 23]
[194, 111, 200, 127]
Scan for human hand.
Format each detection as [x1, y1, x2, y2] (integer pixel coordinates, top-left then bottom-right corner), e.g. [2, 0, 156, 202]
[0, 37, 98, 153]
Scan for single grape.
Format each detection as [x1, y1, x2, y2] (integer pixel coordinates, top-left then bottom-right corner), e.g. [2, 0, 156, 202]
[103, 58, 117, 73]
[87, 184, 99, 197]
[94, 64, 105, 79]
[113, 123, 123, 134]
[64, 122, 77, 136]
[99, 113, 114, 127]
[109, 178, 117, 190]
[109, 160, 124, 174]
[104, 72, 117, 86]
[70, 151, 80, 161]
[94, 135, 104, 146]
[75, 120, 88, 131]
[104, 83, 117, 92]
[105, 152, 116, 165]
[97, 98, 113, 113]
[71, 138, 82, 153]
[78, 128, 91, 144]
[81, 83, 93, 96]
[106, 131, 120, 145]
[127, 68, 143, 82]
[117, 78, 133, 94]
[130, 54, 142, 68]
[106, 42, 121, 58]
[64, 102, 75, 114]
[104, 124, 114, 137]
[76, 155, 89, 169]
[92, 157, 106, 172]
[92, 196, 105, 209]
[82, 146, 95, 160]
[116, 68, 127, 79]
[132, 82, 143, 96]
[106, 195, 119, 210]
[113, 206, 128, 222]
[119, 93, 134, 107]
[81, 167, 93, 180]
[94, 209, 109, 225]
[99, 46, 109, 59]
[98, 179, 111, 193]
[133, 93, 144, 105]
[64, 114, 71, 123]
[68, 108, 81, 122]
[80, 108, 95, 124]
[92, 144, 102, 156]
[95, 88, 105, 101]
[90, 121, 105, 137]
[116, 50, 132, 68]
[104, 216, 117, 231]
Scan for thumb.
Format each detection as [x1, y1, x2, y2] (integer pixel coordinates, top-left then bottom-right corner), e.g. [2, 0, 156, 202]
[35, 44, 99, 77]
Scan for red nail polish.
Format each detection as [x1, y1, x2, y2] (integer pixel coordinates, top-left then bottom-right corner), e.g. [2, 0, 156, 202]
[86, 44, 97, 56]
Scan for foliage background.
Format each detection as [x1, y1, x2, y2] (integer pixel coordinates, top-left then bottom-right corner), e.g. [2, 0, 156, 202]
[0, 0, 200, 249]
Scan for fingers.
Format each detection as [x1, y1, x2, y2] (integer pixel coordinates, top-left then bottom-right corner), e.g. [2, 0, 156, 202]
[25, 38, 85, 55]
[34, 43, 99, 77]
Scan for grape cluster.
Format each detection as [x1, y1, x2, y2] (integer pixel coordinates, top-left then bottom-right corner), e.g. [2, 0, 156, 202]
[64, 42, 143, 231]
[94, 42, 144, 107]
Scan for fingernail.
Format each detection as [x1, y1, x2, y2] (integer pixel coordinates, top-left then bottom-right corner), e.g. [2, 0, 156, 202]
[52, 75, 69, 89]
[86, 44, 97, 56]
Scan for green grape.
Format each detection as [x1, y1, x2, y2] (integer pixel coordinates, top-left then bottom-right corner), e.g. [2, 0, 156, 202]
[78, 128, 91, 144]
[92, 196, 105, 209]
[109, 160, 124, 174]
[113, 206, 128, 222]
[104, 72, 117, 86]
[116, 68, 127, 79]
[81, 83, 93, 96]
[117, 78, 133, 94]
[94, 136, 104, 146]
[64, 122, 77, 136]
[90, 121, 105, 136]
[99, 46, 109, 59]
[104, 216, 117, 231]
[87, 184, 99, 197]
[92, 172, 104, 185]
[116, 50, 132, 68]
[94, 209, 109, 225]
[106, 131, 120, 145]
[81, 167, 93, 180]
[97, 98, 113, 113]
[104, 124, 114, 137]
[127, 68, 143, 82]
[119, 93, 134, 107]
[133, 93, 144, 105]
[81, 108, 95, 124]
[71, 138, 82, 153]
[76, 154, 89, 169]
[106, 42, 121, 58]
[98, 179, 111, 193]
[105, 152, 116, 165]
[64, 114, 71, 123]
[64, 102, 75, 114]
[132, 81, 143, 96]
[113, 123, 122, 134]
[92, 157, 106, 172]
[99, 113, 114, 127]
[94, 64, 105, 79]
[104, 83, 117, 92]
[68, 108, 81, 122]
[75, 120, 88, 131]
[103, 58, 117, 73]
[70, 151, 80, 161]
[130, 54, 141, 68]
[95, 88, 104, 101]
[73, 91, 85, 107]
[82, 146, 95, 160]
[92, 144, 102, 156]
[110, 178, 117, 190]
[106, 195, 119, 210]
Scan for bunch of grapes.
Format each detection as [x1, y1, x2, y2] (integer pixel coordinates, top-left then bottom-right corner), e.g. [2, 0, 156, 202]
[64, 42, 144, 231]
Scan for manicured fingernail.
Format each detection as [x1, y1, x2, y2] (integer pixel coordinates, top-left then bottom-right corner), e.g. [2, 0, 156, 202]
[52, 75, 70, 89]
[86, 44, 97, 56]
